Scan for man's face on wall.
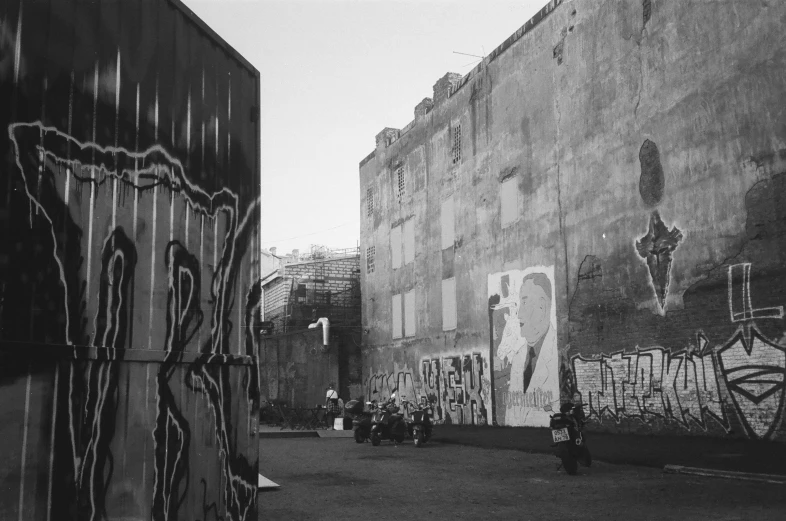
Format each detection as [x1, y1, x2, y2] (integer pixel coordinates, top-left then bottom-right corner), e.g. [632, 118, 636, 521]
[518, 279, 550, 345]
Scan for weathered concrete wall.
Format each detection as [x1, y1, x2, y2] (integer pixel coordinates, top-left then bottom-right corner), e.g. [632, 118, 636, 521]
[0, 0, 261, 518]
[259, 330, 340, 407]
[359, 0, 786, 441]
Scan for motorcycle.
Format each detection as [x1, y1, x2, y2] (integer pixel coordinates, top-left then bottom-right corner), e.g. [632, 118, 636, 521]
[401, 399, 433, 448]
[369, 397, 407, 446]
[543, 401, 592, 475]
[344, 399, 373, 443]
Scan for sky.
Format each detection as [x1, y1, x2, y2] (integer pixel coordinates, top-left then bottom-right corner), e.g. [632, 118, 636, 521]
[183, 0, 549, 256]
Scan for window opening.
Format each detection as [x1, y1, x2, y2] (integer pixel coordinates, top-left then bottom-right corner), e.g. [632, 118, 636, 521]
[452, 124, 462, 164]
[366, 187, 374, 217]
[366, 246, 375, 273]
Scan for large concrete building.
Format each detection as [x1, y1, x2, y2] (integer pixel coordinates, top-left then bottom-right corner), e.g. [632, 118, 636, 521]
[359, 0, 786, 441]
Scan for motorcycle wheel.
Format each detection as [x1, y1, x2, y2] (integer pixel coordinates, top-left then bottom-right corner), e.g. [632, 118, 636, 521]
[371, 433, 381, 446]
[354, 430, 365, 444]
[393, 433, 405, 444]
[582, 445, 592, 467]
[413, 429, 423, 448]
[561, 454, 578, 475]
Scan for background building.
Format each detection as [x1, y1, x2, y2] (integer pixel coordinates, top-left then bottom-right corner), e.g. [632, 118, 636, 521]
[359, 0, 786, 441]
[258, 246, 363, 405]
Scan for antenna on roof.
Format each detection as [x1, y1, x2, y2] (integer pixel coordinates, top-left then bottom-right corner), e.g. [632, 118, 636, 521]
[453, 48, 485, 68]
[452, 51, 484, 59]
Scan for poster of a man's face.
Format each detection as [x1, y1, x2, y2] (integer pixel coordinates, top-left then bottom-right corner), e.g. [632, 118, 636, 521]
[518, 274, 552, 346]
[488, 267, 558, 427]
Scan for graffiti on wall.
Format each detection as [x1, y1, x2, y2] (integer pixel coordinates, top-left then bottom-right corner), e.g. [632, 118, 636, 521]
[573, 262, 786, 439]
[573, 333, 729, 431]
[634, 140, 683, 313]
[1, 2, 261, 518]
[365, 352, 488, 425]
[488, 266, 559, 427]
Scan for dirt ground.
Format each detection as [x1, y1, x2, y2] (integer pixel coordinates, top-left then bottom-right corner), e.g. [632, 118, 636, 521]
[257, 438, 786, 520]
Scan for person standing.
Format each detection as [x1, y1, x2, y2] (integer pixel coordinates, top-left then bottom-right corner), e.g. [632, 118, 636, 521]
[325, 384, 340, 430]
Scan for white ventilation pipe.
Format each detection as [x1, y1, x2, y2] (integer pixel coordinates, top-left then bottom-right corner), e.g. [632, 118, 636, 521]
[308, 317, 330, 346]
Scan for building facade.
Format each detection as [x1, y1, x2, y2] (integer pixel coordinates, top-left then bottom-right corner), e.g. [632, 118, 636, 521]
[359, 0, 786, 441]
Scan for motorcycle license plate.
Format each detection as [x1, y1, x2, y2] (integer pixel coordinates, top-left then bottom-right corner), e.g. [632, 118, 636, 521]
[551, 428, 570, 443]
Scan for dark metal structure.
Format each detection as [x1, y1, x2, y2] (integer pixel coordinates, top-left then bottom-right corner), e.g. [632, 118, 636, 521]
[0, 1, 261, 518]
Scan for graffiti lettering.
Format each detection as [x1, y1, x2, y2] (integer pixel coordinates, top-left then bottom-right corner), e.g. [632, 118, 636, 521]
[573, 335, 728, 431]
[366, 352, 487, 426]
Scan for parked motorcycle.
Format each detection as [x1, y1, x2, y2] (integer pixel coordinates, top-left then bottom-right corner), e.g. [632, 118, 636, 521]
[344, 399, 373, 443]
[543, 401, 592, 475]
[369, 397, 407, 446]
[401, 399, 433, 447]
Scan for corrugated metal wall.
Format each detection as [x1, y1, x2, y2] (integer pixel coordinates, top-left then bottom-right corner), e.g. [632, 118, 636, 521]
[0, 0, 261, 518]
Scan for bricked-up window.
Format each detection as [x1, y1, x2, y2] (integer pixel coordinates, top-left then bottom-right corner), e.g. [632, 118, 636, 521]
[392, 293, 402, 339]
[452, 125, 462, 164]
[390, 225, 402, 269]
[441, 277, 457, 331]
[403, 218, 415, 265]
[366, 187, 374, 217]
[396, 166, 405, 201]
[643, 0, 651, 25]
[440, 196, 455, 250]
[366, 246, 375, 273]
[404, 289, 416, 337]
[500, 176, 519, 227]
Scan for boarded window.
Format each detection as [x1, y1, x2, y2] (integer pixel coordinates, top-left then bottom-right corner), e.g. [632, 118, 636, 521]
[403, 218, 415, 265]
[442, 277, 457, 331]
[390, 225, 402, 269]
[440, 196, 455, 250]
[392, 293, 402, 339]
[366, 246, 375, 273]
[366, 187, 374, 217]
[404, 289, 416, 337]
[500, 176, 519, 227]
[396, 165, 405, 201]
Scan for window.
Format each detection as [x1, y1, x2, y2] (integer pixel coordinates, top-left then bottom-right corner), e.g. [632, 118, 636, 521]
[452, 124, 462, 164]
[366, 246, 375, 273]
[440, 196, 455, 250]
[442, 277, 457, 331]
[396, 165, 405, 201]
[404, 289, 416, 337]
[392, 293, 402, 339]
[391, 218, 414, 268]
[390, 225, 402, 269]
[500, 176, 519, 227]
[403, 218, 415, 265]
[366, 187, 374, 217]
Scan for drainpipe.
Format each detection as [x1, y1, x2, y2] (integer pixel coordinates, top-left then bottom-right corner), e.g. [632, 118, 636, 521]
[308, 317, 330, 347]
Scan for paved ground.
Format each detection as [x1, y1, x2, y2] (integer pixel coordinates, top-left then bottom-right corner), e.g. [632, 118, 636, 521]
[432, 425, 786, 475]
[257, 437, 786, 521]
